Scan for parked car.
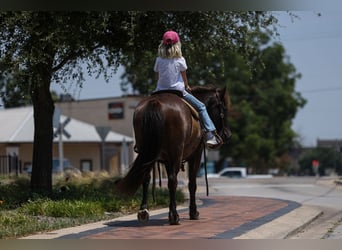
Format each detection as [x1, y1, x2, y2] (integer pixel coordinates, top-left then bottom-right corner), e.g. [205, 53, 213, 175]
[52, 158, 74, 173]
[207, 167, 247, 178]
[24, 158, 80, 175]
[197, 161, 216, 177]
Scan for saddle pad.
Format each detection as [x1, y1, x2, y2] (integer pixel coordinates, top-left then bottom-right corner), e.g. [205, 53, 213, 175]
[181, 98, 199, 120]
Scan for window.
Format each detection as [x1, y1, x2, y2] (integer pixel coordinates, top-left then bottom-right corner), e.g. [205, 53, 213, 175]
[108, 102, 124, 119]
[81, 160, 92, 172]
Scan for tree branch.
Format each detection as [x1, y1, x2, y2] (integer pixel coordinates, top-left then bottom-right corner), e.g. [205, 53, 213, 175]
[52, 44, 102, 73]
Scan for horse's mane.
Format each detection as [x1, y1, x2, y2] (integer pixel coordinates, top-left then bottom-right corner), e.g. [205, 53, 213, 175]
[191, 84, 231, 110]
[191, 85, 217, 94]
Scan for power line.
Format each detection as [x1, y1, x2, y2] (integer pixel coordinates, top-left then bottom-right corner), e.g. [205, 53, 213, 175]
[278, 31, 342, 43]
[298, 86, 342, 93]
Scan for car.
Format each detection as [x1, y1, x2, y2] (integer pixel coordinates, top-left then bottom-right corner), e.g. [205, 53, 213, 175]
[197, 161, 216, 177]
[207, 167, 247, 178]
[52, 158, 72, 173]
[24, 158, 80, 175]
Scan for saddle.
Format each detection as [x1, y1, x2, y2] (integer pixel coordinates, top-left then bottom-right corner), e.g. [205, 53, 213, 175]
[151, 90, 200, 120]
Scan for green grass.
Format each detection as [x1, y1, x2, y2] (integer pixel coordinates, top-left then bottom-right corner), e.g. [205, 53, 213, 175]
[0, 173, 185, 239]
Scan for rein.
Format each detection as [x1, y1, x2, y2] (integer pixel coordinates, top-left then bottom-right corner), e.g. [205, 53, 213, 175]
[215, 91, 227, 132]
[203, 142, 209, 196]
[202, 90, 228, 196]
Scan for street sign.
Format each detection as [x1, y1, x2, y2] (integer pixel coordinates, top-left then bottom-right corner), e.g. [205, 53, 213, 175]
[54, 117, 71, 172]
[312, 160, 319, 168]
[312, 159, 320, 176]
[95, 126, 111, 171]
[96, 126, 111, 141]
[53, 108, 61, 128]
[54, 117, 71, 139]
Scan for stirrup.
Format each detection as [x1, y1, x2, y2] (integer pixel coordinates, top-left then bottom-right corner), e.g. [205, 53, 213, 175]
[213, 131, 223, 145]
[206, 132, 223, 149]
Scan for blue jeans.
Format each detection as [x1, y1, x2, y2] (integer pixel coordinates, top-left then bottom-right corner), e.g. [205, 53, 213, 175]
[183, 91, 216, 132]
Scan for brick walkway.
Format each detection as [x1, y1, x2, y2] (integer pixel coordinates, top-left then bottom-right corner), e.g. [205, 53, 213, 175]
[59, 196, 300, 239]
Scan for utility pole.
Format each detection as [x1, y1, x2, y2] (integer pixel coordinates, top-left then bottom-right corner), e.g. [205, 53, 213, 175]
[96, 126, 111, 171]
[53, 108, 71, 172]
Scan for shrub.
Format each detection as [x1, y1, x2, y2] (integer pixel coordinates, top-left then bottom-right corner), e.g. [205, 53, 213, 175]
[0, 173, 186, 239]
[20, 199, 105, 218]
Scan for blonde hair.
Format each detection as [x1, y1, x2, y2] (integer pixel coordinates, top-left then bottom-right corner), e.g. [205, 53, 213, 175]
[158, 41, 182, 58]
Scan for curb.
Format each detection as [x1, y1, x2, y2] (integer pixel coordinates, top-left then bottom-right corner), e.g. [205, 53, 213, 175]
[234, 205, 323, 239]
[20, 206, 180, 239]
[335, 180, 342, 185]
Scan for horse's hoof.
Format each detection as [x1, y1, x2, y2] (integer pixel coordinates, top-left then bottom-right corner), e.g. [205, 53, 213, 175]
[137, 208, 149, 223]
[168, 213, 180, 225]
[190, 211, 200, 220]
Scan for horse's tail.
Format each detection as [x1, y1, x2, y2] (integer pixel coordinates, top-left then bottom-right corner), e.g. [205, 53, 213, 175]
[115, 99, 164, 197]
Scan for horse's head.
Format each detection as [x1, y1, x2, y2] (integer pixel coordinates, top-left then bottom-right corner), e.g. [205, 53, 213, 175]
[192, 85, 232, 144]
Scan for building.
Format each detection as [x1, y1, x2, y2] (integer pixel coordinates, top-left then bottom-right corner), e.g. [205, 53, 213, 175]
[55, 95, 143, 139]
[55, 95, 143, 175]
[0, 106, 133, 175]
[317, 139, 342, 152]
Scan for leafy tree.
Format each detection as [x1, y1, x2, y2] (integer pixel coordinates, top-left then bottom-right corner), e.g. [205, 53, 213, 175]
[0, 68, 32, 107]
[221, 40, 306, 173]
[0, 11, 132, 191]
[0, 11, 284, 190]
[120, 11, 278, 94]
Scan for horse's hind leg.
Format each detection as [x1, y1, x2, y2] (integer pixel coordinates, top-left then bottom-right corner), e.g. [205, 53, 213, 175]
[166, 163, 180, 225]
[137, 169, 151, 223]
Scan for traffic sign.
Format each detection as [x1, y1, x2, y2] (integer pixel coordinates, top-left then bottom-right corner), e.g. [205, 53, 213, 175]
[54, 117, 71, 139]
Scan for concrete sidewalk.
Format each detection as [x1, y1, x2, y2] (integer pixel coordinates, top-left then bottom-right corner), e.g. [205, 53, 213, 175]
[21, 196, 323, 239]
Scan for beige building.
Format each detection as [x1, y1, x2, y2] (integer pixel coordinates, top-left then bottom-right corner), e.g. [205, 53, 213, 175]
[55, 95, 144, 175]
[0, 106, 133, 175]
[55, 95, 144, 138]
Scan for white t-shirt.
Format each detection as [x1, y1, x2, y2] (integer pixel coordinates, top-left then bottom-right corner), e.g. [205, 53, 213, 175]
[154, 56, 187, 93]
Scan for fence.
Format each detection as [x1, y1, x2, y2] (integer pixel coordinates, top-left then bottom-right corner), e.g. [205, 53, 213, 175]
[0, 155, 22, 176]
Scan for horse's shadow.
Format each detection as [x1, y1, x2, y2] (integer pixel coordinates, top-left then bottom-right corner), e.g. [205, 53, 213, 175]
[105, 218, 169, 228]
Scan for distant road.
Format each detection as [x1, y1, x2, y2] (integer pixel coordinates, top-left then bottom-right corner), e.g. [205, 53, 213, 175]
[197, 176, 342, 210]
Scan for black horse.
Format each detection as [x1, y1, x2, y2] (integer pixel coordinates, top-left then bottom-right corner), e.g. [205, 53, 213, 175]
[115, 85, 231, 225]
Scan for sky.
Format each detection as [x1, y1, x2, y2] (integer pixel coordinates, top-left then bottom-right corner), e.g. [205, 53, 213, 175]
[274, 11, 342, 146]
[46, 10, 342, 147]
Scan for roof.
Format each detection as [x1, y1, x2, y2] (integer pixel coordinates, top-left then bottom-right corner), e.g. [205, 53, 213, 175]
[0, 106, 133, 143]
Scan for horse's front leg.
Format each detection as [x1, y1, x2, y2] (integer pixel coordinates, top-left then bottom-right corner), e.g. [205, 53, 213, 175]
[187, 148, 202, 220]
[188, 169, 199, 220]
[137, 170, 151, 223]
[166, 165, 180, 225]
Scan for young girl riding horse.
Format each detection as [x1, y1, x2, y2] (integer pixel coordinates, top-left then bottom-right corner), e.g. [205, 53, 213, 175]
[153, 30, 222, 148]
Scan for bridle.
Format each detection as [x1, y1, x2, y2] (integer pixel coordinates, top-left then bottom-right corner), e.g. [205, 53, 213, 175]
[217, 92, 228, 129]
[207, 91, 228, 134]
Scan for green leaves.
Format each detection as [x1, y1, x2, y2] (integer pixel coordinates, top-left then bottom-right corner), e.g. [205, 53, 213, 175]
[220, 37, 305, 173]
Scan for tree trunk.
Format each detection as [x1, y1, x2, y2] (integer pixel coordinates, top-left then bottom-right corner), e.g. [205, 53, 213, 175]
[30, 73, 54, 192]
